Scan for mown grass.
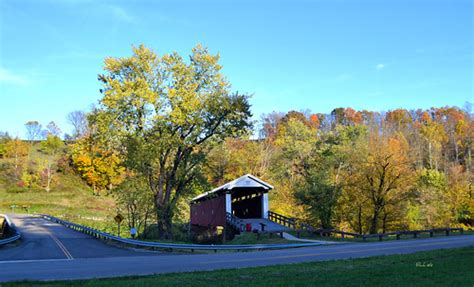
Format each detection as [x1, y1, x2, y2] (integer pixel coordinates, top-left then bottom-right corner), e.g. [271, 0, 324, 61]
[5, 247, 474, 287]
[290, 229, 474, 243]
[227, 232, 295, 245]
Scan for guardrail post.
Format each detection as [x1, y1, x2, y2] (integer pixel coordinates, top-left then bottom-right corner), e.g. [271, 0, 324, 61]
[430, 230, 433, 237]
[446, 229, 450, 236]
[396, 233, 400, 240]
[378, 235, 383, 241]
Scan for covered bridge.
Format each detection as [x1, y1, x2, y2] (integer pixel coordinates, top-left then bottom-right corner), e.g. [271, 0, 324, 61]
[190, 174, 292, 232]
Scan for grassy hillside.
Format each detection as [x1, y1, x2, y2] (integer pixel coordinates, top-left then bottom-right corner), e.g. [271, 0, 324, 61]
[0, 143, 118, 233]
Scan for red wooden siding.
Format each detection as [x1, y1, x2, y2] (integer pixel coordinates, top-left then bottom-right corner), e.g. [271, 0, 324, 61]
[190, 194, 226, 227]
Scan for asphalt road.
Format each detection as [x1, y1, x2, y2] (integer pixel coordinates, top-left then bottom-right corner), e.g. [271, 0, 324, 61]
[0, 214, 158, 261]
[1, 214, 473, 282]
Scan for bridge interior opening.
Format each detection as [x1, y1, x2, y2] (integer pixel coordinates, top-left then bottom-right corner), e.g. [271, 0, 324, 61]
[231, 188, 264, 219]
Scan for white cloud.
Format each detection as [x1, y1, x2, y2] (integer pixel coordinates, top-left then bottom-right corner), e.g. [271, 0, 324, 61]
[0, 68, 29, 86]
[336, 73, 353, 81]
[376, 63, 385, 70]
[107, 5, 135, 23]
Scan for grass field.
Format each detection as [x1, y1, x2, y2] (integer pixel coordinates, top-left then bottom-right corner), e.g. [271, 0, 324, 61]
[227, 232, 295, 245]
[0, 145, 119, 234]
[5, 246, 473, 287]
[289, 229, 474, 244]
[0, 173, 118, 232]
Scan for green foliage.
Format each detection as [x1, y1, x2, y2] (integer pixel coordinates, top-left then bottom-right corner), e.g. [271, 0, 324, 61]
[113, 175, 155, 238]
[95, 44, 252, 238]
[0, 132, 11, 158]
[40, 135, 63, 155]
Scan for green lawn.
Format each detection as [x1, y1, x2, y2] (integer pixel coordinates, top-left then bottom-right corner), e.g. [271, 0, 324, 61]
[290, 229, 474, 243]
[0, 164, 119, 234]
[5, 247, 474, 287]
[227, 232, 295, 245]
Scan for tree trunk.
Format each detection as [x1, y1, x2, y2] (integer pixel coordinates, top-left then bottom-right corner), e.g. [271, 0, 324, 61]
[369, 206, 381, 234]
[358, 206, 363, 234]
[454, 139, 459, 164]
[467, 147, 472, 172]
[382, 211, 388, 233]
[428, 141, 432, 169]
[46, 161, 52, 192]
[155, 201, 173, 239]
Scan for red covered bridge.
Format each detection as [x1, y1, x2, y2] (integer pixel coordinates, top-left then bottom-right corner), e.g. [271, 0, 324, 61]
[190, 174, 292, 232]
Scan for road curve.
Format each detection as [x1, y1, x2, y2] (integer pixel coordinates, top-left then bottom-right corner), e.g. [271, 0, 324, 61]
[0, 216, 473, 282]
[0, 214, 159, 262]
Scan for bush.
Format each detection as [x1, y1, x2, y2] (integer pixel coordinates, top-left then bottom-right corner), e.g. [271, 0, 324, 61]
[6, 186, 28, 193]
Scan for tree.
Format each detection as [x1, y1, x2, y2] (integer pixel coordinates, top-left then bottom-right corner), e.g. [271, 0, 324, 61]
[351, 134, 414, 234]
[24, 121, 42, 161]
[25, 121, 42, 142]
[95, 44, 252, 238]
[67, 111, 88, 139]
[4, 138, 29, 177]
[0, 132, 11, 158]
[113, 175, 155, 238]
[46, 121, 62, 138]
[408, 169, 450, 229]
[70, 135, 125, 194]
[39, 135, 64, 192]
[259, 112, 284, 140]
[295, 151, 343, 229]
[269, 114, 318, 218]
[205, 138, 275, 186]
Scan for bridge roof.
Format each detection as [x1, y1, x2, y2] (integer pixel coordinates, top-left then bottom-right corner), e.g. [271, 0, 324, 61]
[191, 174, 273, 202]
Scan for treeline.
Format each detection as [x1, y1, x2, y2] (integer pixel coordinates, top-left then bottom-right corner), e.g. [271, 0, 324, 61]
[205, 107, 473, 234]
[1, 44, 472, 238]
[61, 104, 473, 236]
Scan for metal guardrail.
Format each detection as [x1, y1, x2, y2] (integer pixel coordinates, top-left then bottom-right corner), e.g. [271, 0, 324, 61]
[42, 214, 323, 252]
[0, 214, 21, 246]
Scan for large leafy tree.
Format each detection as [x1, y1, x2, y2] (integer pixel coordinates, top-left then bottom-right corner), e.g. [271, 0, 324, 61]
[70, 136, 124, 195]
[351, 134, 415, 234]
[95, 44, 252, 238]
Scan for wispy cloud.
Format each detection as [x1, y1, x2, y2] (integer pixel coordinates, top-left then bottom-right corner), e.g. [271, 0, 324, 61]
[375, 63, 385, 70]
[336, 73, 353, 81]
[107, 5, 135, 24]
[0, 68, 29, 86]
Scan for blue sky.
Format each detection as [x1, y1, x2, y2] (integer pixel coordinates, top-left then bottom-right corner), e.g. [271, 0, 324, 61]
[0, 0, 472, 138]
